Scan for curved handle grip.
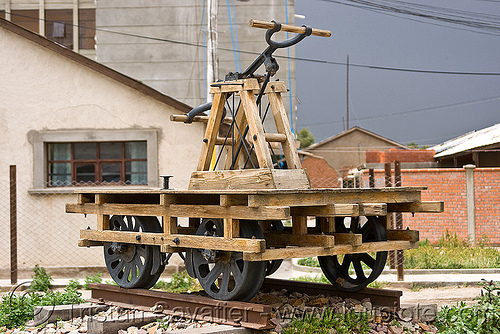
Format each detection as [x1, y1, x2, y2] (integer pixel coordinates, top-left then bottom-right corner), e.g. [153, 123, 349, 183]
[249, 19, 331, 37]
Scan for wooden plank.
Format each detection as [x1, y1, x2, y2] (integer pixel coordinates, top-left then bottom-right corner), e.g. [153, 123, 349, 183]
[78, 239, 103, 247]
[243, 240, 417, 261]
[263, 81, 288, 94]
[66, 203, 291, 220]
[95, 194, 110, 231]
[359, 203, 387, 216]
[240, 90, 274, 169]
[77, 194, 92, 204]
[387, 201, 444, 213]
[224, 218, 239, 239]
[330, 233, 362, 246]
[189, 169, 276, 190]
[290, 204, 359, 217]
[386, 229, 419, 242]
[209, 78, 260, 94]
[264, 232, 335, 248]
[249, 19, 332, 38]
[292, 216, 307, 235]
[197, 92, 228, 171]
[267, 92, 302, 169]
[188, 169, 310, 190]
[271, 169, 311, 189]
[80, 229, 266, 253]
[248, 190, 421, 208]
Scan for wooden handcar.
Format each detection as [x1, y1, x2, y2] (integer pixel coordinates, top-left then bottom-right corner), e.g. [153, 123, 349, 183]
[66, 20, 443, 301]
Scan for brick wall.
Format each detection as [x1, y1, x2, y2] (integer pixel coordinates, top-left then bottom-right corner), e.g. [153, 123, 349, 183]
[366, 148, 436, 163]
[363, 168, 500, 244]
[302, 156, 341, 188]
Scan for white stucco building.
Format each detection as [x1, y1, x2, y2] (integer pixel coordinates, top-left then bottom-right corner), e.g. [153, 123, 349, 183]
[0, 18, 204, 278]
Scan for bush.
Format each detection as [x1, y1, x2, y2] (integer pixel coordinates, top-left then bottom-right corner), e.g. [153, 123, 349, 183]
[83, 273, 102, 290]
[436, 280, 500, 333]
[29, 265, 52, 292]
[0, 281, 84, 329]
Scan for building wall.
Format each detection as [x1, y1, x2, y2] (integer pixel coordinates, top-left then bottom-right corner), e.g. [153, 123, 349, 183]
[363, 168, 500, 244]
[366, 148, 435, 164]
[96, 0, 297, 129]
[0, 24, 204, 271]
[308, 130, 406, 174]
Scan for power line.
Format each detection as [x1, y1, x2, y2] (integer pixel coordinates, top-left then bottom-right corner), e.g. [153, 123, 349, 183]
[316, 0, 500, 35]
[300, 94, 500, 127]
[3, 10, 500, 76]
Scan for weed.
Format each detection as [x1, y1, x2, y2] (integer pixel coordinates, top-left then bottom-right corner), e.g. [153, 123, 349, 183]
[436, 280, 500, 333]
[83, 273, 102, 290]
[29, 265, 52, 292]
[297, 257, 320, 267]
[405, 231, 500, 270]
[290, 274, 330, 284]
[66, 279, 81, 291]
[283, 308, 370, 334]
[153, 271, 201, 293]
[411, 284, 422, 292]
[0, 280, 84, 329]
[367, 280, 389, 289]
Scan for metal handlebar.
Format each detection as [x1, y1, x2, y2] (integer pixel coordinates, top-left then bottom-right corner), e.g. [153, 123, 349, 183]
[249, 19, 331, 38]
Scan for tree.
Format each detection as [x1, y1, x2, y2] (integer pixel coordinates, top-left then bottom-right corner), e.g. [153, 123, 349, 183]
[296, 128, 315, 149]
[407, 142, 429, 149]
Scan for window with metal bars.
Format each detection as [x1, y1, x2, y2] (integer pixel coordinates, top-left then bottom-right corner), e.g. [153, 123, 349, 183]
[47, 141, 147, 186]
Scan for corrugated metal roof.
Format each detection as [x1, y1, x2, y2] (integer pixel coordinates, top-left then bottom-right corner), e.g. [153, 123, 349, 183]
[432, 123, 500, 158]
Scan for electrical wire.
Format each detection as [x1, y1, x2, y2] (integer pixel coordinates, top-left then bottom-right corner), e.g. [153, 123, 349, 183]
[300, 94, 500, 127]
[316, 0, 500, 35]
[2, 10, 500, 75]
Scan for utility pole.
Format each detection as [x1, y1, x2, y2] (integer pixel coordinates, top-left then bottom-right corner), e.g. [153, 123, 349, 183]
[346, 55, 350, 130]
[206, 0, 219, 103]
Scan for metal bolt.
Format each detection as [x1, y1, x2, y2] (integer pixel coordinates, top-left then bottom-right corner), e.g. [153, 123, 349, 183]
[203, 138, 208, 143]
[253, 135, 257, 140]
[172, 237, 180, 245]
[136, 235, 141, 241]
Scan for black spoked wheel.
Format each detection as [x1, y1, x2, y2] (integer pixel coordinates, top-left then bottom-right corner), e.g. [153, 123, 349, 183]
[190, 218, 267, 301]
[264, 220, 284, 276]
[104, 215, 165, 289]
[318, 216, 388, 292]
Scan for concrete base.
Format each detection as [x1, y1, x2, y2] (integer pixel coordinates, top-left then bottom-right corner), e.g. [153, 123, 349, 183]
[32, 303, 108, 326]
[87, 312, 164, 334]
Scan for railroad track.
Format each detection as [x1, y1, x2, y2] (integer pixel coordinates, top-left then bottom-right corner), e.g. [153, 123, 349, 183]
[89, 278, 402, 330]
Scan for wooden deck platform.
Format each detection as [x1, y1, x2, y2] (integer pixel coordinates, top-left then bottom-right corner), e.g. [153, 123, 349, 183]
[67, 186, 444, 261]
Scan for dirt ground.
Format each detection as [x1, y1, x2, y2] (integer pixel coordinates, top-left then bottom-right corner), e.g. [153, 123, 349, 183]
[400, 285, 483, 308]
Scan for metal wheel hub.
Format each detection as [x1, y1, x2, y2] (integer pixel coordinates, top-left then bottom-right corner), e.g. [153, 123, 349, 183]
[187, 218, 267, 301]
[104, 215, 165, 289]
[318, 216, 388, 292]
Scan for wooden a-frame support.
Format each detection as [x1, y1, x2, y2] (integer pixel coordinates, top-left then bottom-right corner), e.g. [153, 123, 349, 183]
[188, 78, 311, 190]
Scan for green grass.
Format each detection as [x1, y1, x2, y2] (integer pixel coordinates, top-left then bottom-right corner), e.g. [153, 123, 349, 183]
[83, 273, 103, 290]
[297, 232, 500, 271]
[405, 232, 500, 269]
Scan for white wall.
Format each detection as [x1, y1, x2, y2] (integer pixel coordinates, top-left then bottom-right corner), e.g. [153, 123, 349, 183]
[0, 24, 204, 272]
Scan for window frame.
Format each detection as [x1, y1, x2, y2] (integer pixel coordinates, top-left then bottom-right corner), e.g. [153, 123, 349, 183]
[31, 130, 158, 189]
[47, 141, 148, 186]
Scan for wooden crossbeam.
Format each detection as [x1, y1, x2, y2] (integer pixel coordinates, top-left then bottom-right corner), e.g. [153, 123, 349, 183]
[80, 229, 265, 253]
[66, 203, 290, 220]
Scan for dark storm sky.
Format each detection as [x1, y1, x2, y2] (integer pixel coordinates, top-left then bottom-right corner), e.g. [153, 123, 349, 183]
[294, 0, 500, 146]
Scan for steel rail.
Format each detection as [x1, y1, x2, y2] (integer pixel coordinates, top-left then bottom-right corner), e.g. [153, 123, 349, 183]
[88, 283, 273, 330]
[88, 279, 402, 330]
